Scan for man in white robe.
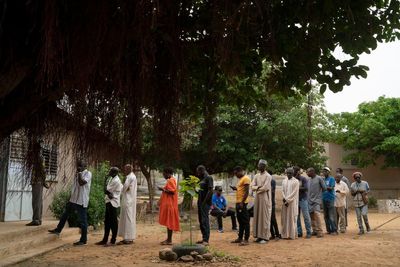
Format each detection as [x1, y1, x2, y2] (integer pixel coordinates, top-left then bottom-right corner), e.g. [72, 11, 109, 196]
[251, 159, 272, 243]
[281, 167, 300, 240]
[118, 164, 137, 245]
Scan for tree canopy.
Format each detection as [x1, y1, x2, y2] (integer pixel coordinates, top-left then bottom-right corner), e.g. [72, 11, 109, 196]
[1, 0, 400, 165]
[328, 97, 400, 168]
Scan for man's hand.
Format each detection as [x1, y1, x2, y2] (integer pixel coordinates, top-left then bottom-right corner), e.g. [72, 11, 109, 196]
[285, 202, 289, 207]
[230, 185, 237, 191]
[327, 187, 332, 191]
[283, 198, 287, 203]
[336, 190, 340, 193]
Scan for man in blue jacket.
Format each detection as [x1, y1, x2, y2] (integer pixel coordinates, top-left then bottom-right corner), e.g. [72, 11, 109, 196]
[322, 167, 338, 235]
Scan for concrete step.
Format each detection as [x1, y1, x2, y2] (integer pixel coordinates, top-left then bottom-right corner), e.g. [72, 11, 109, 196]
[0, 221, 80, 266]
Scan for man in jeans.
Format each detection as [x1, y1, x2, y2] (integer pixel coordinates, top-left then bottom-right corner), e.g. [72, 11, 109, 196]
[307, 168, 326, 238]
[48, 160, 92, 246]
[350, 172, 371, 235]
[230, 166, 251, 246]
[196, 165, 214, 246]
[210, 186, 237, 233]
[294, 166, 312, 238]
[322, 167, 338, 235]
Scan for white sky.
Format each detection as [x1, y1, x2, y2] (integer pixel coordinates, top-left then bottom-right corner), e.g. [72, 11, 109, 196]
[323, 41, 400, 114]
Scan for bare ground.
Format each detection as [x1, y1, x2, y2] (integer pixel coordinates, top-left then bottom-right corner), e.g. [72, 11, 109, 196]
[14, 211, 400, 267]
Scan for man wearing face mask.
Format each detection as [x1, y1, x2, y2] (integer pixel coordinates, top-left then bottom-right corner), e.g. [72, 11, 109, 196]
[350, 172, 371, 235]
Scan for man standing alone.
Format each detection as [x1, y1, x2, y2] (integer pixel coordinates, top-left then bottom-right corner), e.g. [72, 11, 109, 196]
[118, 164, 137, 245]
[294, 166, 311, 238]
[251, 159, 272, 244]
[322, 167, 338, 235]
[350, 172, 371, 235]
[281, 168, 300, 240]
[307, 168, 326, 238]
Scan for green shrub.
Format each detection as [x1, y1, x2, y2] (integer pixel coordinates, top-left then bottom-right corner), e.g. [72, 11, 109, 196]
[368, 196, 378, 208]
[50, 161, 110, 228]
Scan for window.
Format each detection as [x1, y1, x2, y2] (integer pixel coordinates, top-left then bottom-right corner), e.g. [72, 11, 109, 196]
[42, 145, 58, 181]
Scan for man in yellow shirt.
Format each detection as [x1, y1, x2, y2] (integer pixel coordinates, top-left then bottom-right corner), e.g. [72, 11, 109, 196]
[230, 166, 251, 246]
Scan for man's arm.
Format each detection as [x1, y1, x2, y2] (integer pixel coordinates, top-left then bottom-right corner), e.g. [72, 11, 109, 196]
[77, 172, 88, 186]
[299, 177, 308, 192]
[240, 184, 250, 208]
[203, 176, 214, 206]
[319, 177, 327, 191]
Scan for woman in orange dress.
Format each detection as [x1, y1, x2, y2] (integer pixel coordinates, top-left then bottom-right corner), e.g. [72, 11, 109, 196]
[158, 167, 180, 245]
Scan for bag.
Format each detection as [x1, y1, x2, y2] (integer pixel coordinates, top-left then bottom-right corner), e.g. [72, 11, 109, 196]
[362, 192, 369, 205]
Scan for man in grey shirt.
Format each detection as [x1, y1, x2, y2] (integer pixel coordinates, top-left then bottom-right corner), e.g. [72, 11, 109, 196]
[350, 172, 371, 235]
[49, 160, 92, 246]
[306, 168, 326, 238]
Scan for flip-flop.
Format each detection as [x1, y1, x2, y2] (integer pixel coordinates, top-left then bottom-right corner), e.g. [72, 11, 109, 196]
[160, 240, 172, 245]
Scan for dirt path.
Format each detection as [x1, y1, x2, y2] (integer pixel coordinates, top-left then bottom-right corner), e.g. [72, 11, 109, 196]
[15, 211, 400, 267]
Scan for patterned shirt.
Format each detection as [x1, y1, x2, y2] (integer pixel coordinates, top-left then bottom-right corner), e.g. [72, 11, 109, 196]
[350, 180, 370, 207]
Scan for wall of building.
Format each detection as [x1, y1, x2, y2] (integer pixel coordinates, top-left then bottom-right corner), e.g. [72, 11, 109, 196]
[324, 143, 400, 199]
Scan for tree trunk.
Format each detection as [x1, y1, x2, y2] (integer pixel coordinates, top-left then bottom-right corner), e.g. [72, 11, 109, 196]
[139, 163, 154, 212]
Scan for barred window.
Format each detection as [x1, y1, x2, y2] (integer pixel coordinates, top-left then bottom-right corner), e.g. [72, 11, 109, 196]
[42, 145, 58, 181]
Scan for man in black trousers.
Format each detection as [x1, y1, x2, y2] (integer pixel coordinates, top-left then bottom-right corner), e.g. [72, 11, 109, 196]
[96, 167, 123, 246]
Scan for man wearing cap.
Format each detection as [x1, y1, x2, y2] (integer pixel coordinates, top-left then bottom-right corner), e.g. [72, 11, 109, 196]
[350, 172, 371, 234]
[96, 167, 123, 246]
[321, 167, 338, 235]
[251, 159, 272, 243]
[210, 186, 237, 233]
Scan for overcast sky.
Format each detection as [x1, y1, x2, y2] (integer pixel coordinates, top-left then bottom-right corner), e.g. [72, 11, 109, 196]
[323, 41, 400, 114]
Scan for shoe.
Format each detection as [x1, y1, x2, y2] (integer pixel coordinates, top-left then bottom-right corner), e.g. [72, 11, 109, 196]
[340, 230, 346, 234]
[217, 229, 224, 233]
[366, 223, 371, 232]
[95, 240, 107, 245]
[202, 241, 209, 246]
[104, 242, 116, 247]
[73, 241, 86, 246]
[274, 237, 280, 241]
[48, 229, 60, 235]
[317, 233, 323, 238]
[26, 221, 41, 226]
[196, 240, 204, 244]
[118, 240, 134, 245]
[358, 230, 365, 235]
[232, 228, 238, 231]
[258, 239, 268, 244]
[239, 240, 249, 246]
[298, 233, 303, 238]
[254, 238, 262, 243]
[231, 239, 242, 244]
[331, 232, 338, 236]
[306, 234, 312, 239]
[311, 232, 318, 236]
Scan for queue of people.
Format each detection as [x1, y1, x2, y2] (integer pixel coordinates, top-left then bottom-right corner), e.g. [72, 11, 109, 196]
[47, 160, 371, 246]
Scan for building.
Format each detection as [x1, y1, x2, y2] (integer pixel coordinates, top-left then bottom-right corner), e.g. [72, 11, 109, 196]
[324, 143, 400, 199]
[0, 129, 123, 222]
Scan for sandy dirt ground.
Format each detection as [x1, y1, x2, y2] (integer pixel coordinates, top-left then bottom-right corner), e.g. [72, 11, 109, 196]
[15, 210, 400, 267]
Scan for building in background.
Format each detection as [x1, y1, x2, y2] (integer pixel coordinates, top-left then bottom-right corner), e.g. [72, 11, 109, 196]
[324, 143, 400, 200]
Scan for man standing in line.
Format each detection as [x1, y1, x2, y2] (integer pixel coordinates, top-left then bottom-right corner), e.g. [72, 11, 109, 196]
[336, 167, 351, 226]
[281, 168, 300, 240]
[96, 167, 123, 246]
[307, 167, 326, 238]
[196, 165, 214, 246]
[48, 160, 92, 246]
[251, 159, 272, 244]
[334, 173, 349, 233]
[269, 170, 281, 240]
[230, 166, 251, 246]
[294, 166, 312, 238]
[350, 172, 371, 235]
[117, 164, 137, 245]
[322, 167, 338, 235]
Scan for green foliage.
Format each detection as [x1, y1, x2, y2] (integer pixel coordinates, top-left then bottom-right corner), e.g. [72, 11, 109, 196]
[329, 97, 400, 168]
[368, 196, 378, 208]
[179, 175, 201, 198]
[50, 162, 110, 228]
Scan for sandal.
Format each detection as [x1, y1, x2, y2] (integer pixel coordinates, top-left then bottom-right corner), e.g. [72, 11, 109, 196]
[231, 239, 242, 244]
[239, 240, 249, 246]
[160, 240, 172, 245]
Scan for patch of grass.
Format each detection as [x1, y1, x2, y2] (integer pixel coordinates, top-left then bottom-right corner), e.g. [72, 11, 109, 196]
[207, 247, 240, 262]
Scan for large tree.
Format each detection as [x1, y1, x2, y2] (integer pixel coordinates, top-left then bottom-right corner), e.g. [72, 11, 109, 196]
[1, 0, 399, 164]
[328, 97, 400, 168]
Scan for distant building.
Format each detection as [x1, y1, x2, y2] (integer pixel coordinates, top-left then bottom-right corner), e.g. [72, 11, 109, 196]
[324, 143, 400, 199]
